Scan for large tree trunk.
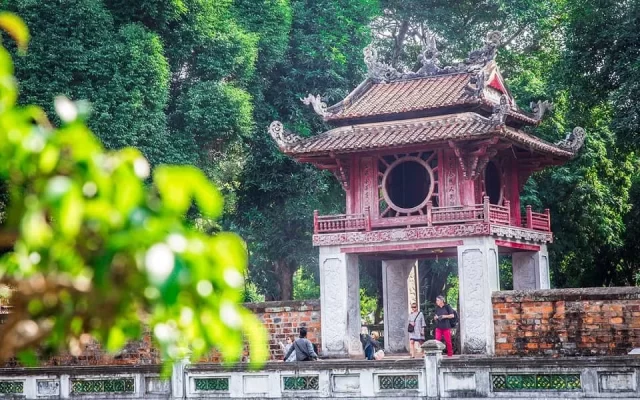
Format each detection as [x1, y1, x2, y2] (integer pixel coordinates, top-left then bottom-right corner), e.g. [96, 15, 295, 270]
[274, 259, 296, 300]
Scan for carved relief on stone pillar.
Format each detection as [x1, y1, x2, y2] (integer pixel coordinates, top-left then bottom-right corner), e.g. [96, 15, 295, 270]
[407, 262, 419, 307]
[460, 249, 488, 354]
[540, 254, 550, 289]
[346, 255, 363, 355]
[322, 257, 347, 353]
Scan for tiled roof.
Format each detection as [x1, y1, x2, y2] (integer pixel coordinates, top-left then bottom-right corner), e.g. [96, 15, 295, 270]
[324, 73, 539, 125]
[282, 113, 573, 158]
[325, 73, 475, 121]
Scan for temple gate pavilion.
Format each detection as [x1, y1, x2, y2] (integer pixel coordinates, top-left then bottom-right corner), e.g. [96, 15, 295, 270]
[269, 32, 585, 357]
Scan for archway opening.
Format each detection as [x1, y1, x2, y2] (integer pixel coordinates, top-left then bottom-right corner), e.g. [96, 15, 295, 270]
[485, 161, 502, 205]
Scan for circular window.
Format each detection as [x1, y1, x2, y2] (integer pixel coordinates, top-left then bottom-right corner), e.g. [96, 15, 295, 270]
[381, 156, 435, 214]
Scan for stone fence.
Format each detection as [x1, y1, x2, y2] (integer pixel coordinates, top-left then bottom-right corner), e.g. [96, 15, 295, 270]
[492, 287, 640, 357]
[1, 350, 640, 399]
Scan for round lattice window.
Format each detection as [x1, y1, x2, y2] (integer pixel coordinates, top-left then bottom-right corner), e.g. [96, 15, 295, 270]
[379, 153, 438, 217]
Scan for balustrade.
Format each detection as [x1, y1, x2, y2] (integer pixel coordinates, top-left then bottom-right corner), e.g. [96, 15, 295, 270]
[313, 202, 550, 234]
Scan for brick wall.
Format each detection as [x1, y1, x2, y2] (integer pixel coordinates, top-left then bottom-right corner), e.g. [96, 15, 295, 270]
[493, 287, 640, 356]
[245, 300, 321, 361]
[8, 299, 321, 366]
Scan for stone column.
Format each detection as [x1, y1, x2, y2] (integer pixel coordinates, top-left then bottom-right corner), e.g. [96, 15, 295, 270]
[382, 259, 415, 353]
[407, 261, 420, 309]
[512, 244, 550, 290]
[457, 237, 500, 355]
[422, 340, 445, 399]
[319, 246, 362, 357]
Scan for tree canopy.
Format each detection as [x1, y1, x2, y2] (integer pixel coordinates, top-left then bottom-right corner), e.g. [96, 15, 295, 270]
[1, 0, 639, 314]
[0, 12, 266, 368]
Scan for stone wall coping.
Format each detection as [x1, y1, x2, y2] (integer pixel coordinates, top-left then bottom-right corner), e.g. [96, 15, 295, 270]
[188, 358, 424, 373]
[243, 299, 320, 312]
[442, 355, 640, 369]
[492, 287, 640, 302]
[0, 364, 162, 376]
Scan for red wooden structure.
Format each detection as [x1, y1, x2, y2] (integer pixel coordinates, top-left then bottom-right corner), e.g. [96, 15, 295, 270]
[270, 33, 584, 249]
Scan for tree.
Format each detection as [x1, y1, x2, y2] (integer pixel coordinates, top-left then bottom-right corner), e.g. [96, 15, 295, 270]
[0, 13, 266, 368]
[230, 0, 379, 300]
[370, 0, 640, 288]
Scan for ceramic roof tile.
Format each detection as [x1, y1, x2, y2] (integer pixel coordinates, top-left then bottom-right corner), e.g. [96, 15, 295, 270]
[325, 73, 475, 121]
[282, 113, 573, 158]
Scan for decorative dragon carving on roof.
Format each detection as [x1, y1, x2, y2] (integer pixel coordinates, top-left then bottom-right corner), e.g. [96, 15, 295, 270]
[300, 94, 328, 117]
[363, 44, 402, 83]
[268, 121, 302, 149]
[490, 95, 510, 125]
[464, 31, 502, 71]
[530, 100, 554, 121]
[363, 31, 504, 84]
[555, 127, 586, 155]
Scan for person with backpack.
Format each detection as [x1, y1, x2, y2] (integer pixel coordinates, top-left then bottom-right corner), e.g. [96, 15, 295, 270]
[407, 302, 426, 358]
[283, 327, 318, 361]
[433, 295, 457, 357]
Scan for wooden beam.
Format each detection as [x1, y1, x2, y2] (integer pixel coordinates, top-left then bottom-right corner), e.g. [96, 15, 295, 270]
[495, 240, 540, 251]
[341, 240, 464, 254]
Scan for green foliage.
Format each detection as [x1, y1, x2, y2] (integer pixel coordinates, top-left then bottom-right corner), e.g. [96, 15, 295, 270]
[0, 15, 266, 368]
[231, 0, 379, 300]
[292, 268, 319, 300]
[359, 288, 377, 324]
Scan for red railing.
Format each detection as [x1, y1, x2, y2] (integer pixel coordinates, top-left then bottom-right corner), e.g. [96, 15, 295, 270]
[313, 207, 371, 234]
[523, 205, 551, 232]
[430, 203, 484, 224]
[314, 201, 551, 234]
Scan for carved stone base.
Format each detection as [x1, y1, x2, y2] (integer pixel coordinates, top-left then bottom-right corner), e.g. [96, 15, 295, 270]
[319, 246, 362, 357]
[382, 259, 416, 353]
[457, 237, 499, 355]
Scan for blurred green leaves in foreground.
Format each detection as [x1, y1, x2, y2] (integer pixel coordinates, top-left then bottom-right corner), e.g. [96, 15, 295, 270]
[0, 12, 266, 369]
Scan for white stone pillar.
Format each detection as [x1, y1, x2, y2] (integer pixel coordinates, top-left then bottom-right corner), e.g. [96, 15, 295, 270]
[457, 237, 499, 355]
[512, 244, 550, 290]
[319, 246, 362, 357]
[382, 259, 415, 353]
[407, 261, 420, 309]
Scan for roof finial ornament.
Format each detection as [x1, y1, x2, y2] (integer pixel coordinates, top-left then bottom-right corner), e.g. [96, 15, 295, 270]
[556, 127, 586, 155]
[363, 43, 402, 83]
[490, 95, 509, 125]
[415, 33, 444, 76]
[530, 100, 554, 121]
[300, 94, 328, 117]
[269, 121, 302, 149]
[464, 31, 503, 71]
[466, 69, 486, 98]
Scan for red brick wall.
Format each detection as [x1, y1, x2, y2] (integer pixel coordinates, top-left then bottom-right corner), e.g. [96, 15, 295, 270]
[493, 287, 640, 356]
[245, 300, 321, 361]
[12, 300, 321, 366]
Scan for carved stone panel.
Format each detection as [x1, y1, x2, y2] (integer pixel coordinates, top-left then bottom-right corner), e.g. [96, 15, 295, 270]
[512, 252, 537, 290]
[382, 260, 414, 352]
[347, 254, 363, 356]
[37, 380, 60, 396]
[322, 257, 347, 353]
[460, 249, 488, 354]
